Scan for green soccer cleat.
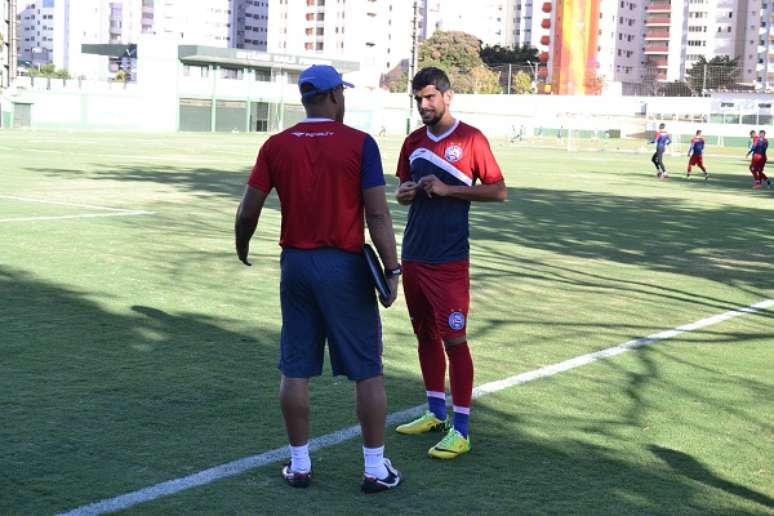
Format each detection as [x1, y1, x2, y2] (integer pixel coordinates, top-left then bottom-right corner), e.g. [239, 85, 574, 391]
[428, 428, 471, 460]
[396, 411, 448, 435]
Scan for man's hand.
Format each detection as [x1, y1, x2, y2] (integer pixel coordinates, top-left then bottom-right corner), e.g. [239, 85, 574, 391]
[235, 185, 268, 268]
[380, 275, 400, 308]
[236, 241, 252, 266]
[418, 175, 450, 198]
[395, 181, 418, 204]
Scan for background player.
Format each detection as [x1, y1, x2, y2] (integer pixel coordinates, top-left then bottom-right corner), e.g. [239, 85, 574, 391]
[650, 123, 671, 179]
[686, 130, 708, 180]
[750, 129, 770, 189]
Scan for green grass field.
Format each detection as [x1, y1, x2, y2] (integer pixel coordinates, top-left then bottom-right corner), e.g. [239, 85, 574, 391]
[1, 129, 773, 515]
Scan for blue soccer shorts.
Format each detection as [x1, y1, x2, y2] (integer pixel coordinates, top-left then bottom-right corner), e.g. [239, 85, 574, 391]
[278, 247, 383, 381]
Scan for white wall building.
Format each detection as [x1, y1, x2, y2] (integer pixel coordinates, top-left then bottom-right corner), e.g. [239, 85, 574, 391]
[748, 0, 774, 91]
[597, 0, 646, 93]
[419, 0, 515, 47]
[267, 0, 415, 89]
[644, 0, 758, 85]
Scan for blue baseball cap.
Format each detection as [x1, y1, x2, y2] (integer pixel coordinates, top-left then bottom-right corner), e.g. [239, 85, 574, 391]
[298, 65, 354, 98]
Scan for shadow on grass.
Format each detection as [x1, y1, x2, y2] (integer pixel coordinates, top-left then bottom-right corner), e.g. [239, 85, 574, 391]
[469, 187, 774, 290]
[0, 267, 417, 514]
[650, 445, 774, 511]
[2, 270, 772, 514]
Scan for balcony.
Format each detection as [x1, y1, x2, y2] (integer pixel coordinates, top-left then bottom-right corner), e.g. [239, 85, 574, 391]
[645, 29, 670, 40]
[645, 16, 671, 26]
[646, 58, 669, 67]
[644, 44, 669, 54]
[646, 2, 671, 13]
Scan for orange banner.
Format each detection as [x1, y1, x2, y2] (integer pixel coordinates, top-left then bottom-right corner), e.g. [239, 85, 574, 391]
[551, 0, 601, 95]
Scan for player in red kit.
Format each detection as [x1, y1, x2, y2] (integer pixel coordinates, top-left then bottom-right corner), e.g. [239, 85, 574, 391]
[686, 130, 708, 180]
[750, 129, 770, 189]
[393, 68, 507, 459]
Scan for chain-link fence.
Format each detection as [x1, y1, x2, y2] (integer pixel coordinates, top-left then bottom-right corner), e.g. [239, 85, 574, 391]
[460, 63, 754, 96]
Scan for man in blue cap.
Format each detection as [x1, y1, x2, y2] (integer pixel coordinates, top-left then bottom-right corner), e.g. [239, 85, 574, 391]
[235, 64, 403, 493]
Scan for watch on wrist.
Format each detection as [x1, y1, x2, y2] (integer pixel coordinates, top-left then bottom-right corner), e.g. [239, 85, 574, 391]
[384, 264, 402, 278]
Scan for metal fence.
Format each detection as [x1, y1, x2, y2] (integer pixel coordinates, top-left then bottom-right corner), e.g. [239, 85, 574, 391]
[481, 63, 755, 96]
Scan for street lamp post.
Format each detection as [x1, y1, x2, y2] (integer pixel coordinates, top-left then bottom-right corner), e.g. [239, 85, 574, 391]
[526, 60, 538, 93]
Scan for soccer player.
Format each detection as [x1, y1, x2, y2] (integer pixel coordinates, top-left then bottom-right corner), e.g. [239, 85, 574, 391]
[235, 65, 403, 493]
[750, 129, 770, 189]
[686, 129, 708, 180]
[746, 130, 757, 159]
[650, 123, 671, 179]
[393, 67, 507, 459]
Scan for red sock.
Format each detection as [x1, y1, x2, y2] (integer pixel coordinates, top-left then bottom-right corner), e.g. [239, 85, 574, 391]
[418, 331, 446, 394]
[446, 342, 473, 409]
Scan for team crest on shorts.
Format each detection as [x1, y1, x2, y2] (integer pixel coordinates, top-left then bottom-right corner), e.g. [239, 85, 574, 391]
[444, 144, 463, 163]
[448, 311, 466, 331]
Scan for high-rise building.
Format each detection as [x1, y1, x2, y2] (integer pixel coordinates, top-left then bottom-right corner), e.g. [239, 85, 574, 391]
[1, 0, 17, 87]
[232, 0, 269, 51]
[52, 0, 114, 79]
[17, 0, 54, 67]
[267, 0, 413, 88]
[596, 0, 646, 92]
[418, 0, 515, 47]
[749, 0, 774, 91]
[643, 0, 757, 85]
[144, 0, 232, 46]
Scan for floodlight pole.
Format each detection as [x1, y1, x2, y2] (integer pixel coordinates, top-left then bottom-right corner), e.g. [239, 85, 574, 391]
[406, 1, 419, 135]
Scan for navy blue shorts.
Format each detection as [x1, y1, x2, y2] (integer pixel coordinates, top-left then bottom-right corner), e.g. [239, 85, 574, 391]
[278, 247, 383, 381]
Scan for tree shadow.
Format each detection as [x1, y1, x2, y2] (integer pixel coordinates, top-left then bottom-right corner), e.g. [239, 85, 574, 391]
[0, 266, 420, 514]
[469, 187, 774, 288]
[650, 445, 774, 511]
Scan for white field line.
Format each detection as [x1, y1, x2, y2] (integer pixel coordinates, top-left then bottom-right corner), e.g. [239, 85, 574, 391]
[0, 146, 232, 163]
[59, 298, 774, 516]
[0, 195, 143, 212]
[0, 211, 152, 223]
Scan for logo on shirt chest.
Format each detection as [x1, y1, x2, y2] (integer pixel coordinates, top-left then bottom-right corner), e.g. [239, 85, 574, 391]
[444, 144, 463, 163]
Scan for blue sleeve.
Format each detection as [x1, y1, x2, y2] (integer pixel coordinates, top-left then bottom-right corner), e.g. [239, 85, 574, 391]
[361, 135, 386, 190]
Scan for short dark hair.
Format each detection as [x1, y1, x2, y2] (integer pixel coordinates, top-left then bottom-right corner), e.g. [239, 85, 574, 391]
[760, 129, 767, 135]
[658, 123, 666, 129]
[696, 130, 702, 135]
[300, 82, 329, 107]
[412, 67, 451, 93]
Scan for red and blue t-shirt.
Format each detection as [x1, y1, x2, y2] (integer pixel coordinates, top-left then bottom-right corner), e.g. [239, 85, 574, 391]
[248, 119, 384, 253]
[689, 137, 705, 156]
[396, 120, 503, 264]
[752, 136, 768, 157]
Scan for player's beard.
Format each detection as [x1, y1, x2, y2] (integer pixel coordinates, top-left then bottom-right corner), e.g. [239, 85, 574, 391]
[420, 107, 444, 127]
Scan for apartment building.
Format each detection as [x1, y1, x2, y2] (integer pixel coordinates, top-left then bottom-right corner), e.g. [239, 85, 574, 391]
[1, 0, 16, 87]
[267, 0, 415, 87]
[232, 0, 269, 51]
[17, 0, 54, 66]
[644, 0, 759, 84]
[597, 0, 646, 91]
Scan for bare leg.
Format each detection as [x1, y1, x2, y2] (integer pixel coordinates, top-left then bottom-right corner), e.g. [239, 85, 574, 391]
[356, 375, 386, 448]
[280, 376, 310, 446]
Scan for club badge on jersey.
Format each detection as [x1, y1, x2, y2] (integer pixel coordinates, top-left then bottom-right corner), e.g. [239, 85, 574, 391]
[448, 311, 466, 331]
[444, 145, 463, 163]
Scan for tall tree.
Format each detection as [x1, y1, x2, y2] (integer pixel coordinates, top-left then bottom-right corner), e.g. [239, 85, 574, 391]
[415, 31, 501, 94]
[686, 56, 740, 93]
[480, 44, 539, 66]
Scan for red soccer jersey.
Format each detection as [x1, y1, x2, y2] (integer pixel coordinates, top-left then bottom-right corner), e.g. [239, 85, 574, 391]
[396, 120, 503, 263]
[248, 120, 385, 253]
